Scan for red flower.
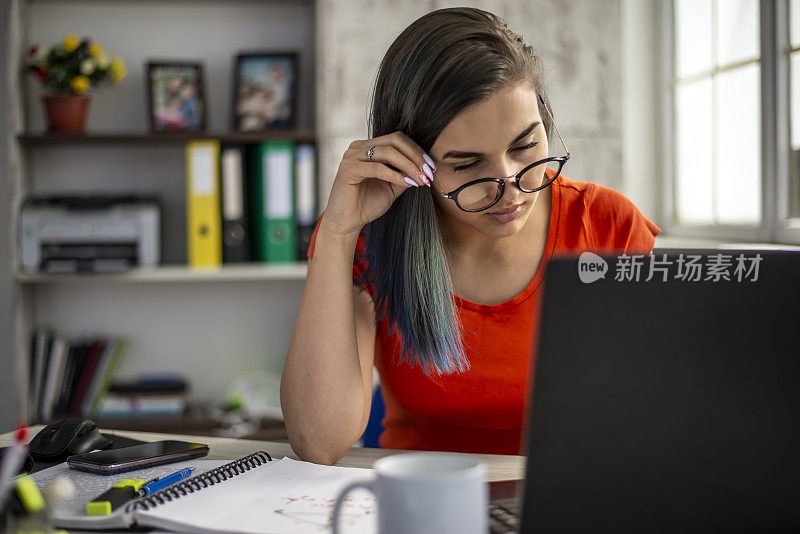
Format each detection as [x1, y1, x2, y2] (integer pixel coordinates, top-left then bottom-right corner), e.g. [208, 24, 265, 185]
[28, 44, 38, 56]
[35, 68, 47, 81]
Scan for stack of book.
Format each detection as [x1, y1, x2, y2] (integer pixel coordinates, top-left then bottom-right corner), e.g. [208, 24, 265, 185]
[28, 330, 128, 424]
[186, 140, 318, 268]
[96, 375, 188, 419]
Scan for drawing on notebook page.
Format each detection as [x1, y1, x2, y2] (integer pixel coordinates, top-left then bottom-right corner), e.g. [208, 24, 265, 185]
[33, 455, 379, 533]
[275, 494, 377, 529]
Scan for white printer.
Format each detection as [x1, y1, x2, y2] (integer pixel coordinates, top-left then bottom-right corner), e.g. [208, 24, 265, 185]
[20, 195, 161, 273]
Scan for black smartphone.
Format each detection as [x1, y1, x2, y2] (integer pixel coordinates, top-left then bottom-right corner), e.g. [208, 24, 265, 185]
[66, 440, 209, 475]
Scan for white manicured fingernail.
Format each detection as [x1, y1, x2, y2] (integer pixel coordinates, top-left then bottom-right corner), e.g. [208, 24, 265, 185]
[422, 163, 434, 181]
[423, 153, 436, 170]
[404, 177, 419, 187]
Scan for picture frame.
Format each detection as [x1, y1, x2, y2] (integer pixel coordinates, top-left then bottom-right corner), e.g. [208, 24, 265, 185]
[146, 61, 207, 133]
[232, 51, 298, 131]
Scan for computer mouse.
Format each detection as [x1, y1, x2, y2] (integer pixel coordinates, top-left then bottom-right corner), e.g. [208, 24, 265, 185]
[29, 418, 113, 462]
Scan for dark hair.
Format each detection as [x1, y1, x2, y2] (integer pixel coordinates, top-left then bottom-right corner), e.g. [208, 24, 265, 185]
[360, 7, 552, 374]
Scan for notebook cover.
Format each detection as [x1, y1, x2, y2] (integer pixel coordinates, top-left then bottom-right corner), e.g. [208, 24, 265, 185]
[220, 142, 252, 263]
[54, 342, 80, 418]
[69, 339, 106, 415]
[87, 340, 128, 417]
[249, 141, 297, 263]
[80, 341, 116, 416]
[186, 140, 222, 268]
[40, 336, 70, 422]
[31, 329, 52, 422]
[295, 143, 317, 260]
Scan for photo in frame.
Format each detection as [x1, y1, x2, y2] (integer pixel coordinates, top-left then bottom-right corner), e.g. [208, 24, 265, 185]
[233, 52, 298, 131]
[146, 61, 206, 132]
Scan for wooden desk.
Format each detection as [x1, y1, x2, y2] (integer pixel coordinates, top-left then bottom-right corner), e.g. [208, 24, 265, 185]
[0, 426, 525, 482]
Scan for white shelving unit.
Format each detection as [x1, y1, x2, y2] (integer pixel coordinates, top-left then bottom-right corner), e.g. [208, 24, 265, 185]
[5, 0, 319, 422]
[15, 264, 309, 284]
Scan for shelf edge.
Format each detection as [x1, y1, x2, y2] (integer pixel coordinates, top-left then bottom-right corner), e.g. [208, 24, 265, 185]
[14, 264, 309, 283]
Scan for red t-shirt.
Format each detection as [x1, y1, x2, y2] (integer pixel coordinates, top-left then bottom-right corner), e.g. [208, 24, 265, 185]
[306, 175, 661, 455]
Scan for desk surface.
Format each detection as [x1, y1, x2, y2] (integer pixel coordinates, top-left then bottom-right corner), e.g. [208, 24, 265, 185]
[0, 426, 525, 482]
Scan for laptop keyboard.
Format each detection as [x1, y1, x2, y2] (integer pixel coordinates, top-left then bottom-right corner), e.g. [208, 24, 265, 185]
[488, 501, 520, 533]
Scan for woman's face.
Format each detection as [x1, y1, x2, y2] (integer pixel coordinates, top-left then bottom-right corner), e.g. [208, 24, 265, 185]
[429, 82, 549, 241]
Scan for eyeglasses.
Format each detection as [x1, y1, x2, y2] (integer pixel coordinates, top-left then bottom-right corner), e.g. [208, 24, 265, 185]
[440, 94, 570, 213]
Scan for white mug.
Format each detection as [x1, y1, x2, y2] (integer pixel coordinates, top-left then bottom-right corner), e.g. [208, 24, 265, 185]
[331, 452, 487, 534]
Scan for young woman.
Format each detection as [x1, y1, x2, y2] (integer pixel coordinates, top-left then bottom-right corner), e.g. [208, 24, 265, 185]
[280, 7, 660, 464]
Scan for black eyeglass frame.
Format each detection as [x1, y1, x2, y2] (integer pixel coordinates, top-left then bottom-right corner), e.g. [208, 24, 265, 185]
[440, 94, 571, 213]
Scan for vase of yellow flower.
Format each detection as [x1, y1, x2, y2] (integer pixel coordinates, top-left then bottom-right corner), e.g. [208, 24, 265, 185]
[40, 93, 90, 132]
[24, 34, 127, 133]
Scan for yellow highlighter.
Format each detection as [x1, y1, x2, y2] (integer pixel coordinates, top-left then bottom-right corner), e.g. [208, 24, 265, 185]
[86, 479, 144, 516]
[15, 476, 45, 514]
[13, 475, 69, 534]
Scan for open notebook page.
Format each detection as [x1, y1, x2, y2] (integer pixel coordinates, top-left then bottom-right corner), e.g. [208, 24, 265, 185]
[137, 457, 377, 534]
[32, 458, 231, 530]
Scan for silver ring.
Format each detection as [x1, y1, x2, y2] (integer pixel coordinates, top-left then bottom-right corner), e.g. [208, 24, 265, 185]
[366, 145, 375, 162]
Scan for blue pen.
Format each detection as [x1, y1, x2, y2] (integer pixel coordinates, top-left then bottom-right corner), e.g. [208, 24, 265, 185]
[138, 468, 194, 497]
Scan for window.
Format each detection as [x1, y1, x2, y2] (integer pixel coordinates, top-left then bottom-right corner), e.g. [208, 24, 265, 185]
[673, 0, 760, 227]
[789, 0, 800, 219]
[668, 0, 800, 243]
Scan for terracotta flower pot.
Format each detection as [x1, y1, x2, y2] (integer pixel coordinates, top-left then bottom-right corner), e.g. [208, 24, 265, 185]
[42, 94, 90, 133]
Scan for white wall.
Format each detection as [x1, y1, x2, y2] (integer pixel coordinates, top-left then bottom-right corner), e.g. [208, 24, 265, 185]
[0, 0, 18, 430]
[316, 0, 630, 211]
[32, 280, 305, 401]
[24, 0, 315, 265]
[18, 0, 315, 404]
[5, 0, 634, 411]
[24, 0, 316, 134]
[621, 0, 662, 224]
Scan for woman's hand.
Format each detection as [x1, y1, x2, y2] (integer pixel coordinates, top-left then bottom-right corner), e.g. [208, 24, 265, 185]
[321, 131, 437, 237]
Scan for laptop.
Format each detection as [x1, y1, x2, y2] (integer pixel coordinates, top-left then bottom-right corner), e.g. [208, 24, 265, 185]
[489, 249, 800, 533]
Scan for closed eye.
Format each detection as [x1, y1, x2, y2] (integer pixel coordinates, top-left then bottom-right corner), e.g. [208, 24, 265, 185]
[452, 142, 539, 172]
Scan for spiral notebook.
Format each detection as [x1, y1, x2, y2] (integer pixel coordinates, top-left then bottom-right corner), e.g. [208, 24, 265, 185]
[33, 452, 378, 533]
